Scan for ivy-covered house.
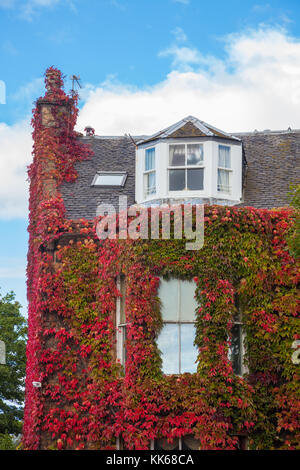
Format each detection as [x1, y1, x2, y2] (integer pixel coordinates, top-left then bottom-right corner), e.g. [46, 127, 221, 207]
[22, 67, 299, 450]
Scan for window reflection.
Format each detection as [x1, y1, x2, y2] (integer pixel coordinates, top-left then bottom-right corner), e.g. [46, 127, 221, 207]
[181, 324, 197, 373]
[158, 279, 198, 374]
[157, 324, 179, 374]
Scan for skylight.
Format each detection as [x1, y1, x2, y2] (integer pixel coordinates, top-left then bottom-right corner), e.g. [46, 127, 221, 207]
[92, 172, 127, 187]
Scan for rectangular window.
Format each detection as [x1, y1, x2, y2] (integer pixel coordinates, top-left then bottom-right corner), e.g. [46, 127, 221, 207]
[217, 145, 231, 193]
[229, 299, 247, 376]
[168, 143, 204, 191]
[116, 275, 127, 369]
[144, 148, 156, 197]
[157, 279, 198, 374]
[92, 172, 127, 187]
[230, 315, 243, 375]
[236, 436, 248, 450]
[151, 436, 200, 450]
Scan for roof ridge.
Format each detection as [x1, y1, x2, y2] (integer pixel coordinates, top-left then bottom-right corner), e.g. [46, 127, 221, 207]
[136, 115, 240, 144]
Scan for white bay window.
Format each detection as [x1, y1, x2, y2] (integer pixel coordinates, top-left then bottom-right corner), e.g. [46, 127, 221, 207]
[168, 144, 204, 191]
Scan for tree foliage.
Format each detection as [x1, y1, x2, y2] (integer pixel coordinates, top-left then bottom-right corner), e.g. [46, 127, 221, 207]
[0, 291, 27, 439]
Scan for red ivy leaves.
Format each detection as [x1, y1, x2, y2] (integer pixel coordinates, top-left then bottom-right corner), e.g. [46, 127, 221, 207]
[22, 68, 299, 451]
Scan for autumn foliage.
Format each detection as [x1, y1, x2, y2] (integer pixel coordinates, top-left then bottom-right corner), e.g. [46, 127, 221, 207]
[22, 68, 299, 450]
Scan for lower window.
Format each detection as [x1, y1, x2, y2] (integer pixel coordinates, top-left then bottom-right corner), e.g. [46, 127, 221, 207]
[229, 313, 246, 376]
[116, 275, 127, 369]
[151, 436, 200, 450]
[157, 279, 198, 374]
[169, 168, 204, 191]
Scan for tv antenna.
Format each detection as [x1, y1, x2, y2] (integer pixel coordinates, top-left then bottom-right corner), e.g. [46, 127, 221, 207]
[70, 75, 82, 93]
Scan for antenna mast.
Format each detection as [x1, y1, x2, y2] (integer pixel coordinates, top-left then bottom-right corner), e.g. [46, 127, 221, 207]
[70, 75, 82, 95]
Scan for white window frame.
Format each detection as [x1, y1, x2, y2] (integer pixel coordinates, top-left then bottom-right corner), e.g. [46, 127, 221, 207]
[116, 275, 127, 369]
[217, 145, 232, 194]
[168, 143, 204, 192]
[144, 147, 156, 198]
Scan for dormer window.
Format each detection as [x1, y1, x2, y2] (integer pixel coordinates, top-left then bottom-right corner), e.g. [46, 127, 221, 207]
[217, 145, 231, 193]
[144, 147, 156, 197]
[168, 143, 204, 191]
[135, 116, 242, 206]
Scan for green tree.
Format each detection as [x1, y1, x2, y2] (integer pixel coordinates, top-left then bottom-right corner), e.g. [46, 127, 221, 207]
[0, 291, 27, 447]
[287, 184, 300, 258]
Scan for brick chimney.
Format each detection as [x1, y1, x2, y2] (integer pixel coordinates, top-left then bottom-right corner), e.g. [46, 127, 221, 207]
[37, 68, 71, 129]
[34, 68, 72, 198]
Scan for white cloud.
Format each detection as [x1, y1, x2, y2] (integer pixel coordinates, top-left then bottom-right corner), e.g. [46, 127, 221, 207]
[0, 265, 26, 279]
[21, 0, 60, 20]
[11, 78, 44, 104]
[172, 0, 190, 4]
[2, 26, 300, 219]
[0, 119, 32, 219]
[172, 27, 188, 43]
[0, 0, 59, 7]
[77, 27, 300, 136]
[158, 45, 204, 70]
[0, 0, 74, 20]
[0, 0, 15, 7]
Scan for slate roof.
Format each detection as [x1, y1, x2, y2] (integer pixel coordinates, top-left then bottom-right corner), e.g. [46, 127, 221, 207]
[60, 124, 300, 220]
[137, 116, 240, 145]
[237, 130, 300, 209]
[60, 136, 136, 220]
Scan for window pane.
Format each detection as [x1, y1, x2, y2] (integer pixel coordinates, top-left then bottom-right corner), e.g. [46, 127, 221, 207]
[93, 173, 126, 186]
[169, 144, 185, 166]
[218, 145, 231, 168]
[180, 324, 198, 373]
[187, 144, 203, 166]
[121, 325, 127, 368]
[182, 435, 200, 450]
[120, 275, 126, 324]
[217, 169, 230, 193]
[146, 172, 156, 195]
[169, 169, 185, 191]
[187, 168, 204, 190]
[155, 439, 179, 450]
[230, 324, 242, 375]
[159, 279, 179, 321]
[145, 148, 155, 171]
[180, 280, 197, 321]
[157, 324, 179, 374]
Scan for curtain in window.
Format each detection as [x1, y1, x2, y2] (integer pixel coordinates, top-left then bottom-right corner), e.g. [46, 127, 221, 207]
[218, 145, 231, 168]
[147, 172, 156, 195]
[187, 144, 203, 165]
[145, 148, 155, 171]
[169, 144, 185, 166]
[217, 168, 230, 192]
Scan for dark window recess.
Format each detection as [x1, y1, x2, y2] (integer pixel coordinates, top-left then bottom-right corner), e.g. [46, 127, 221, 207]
[235, 436, 248, 450]
[230, 322, 242, 375]
[154, 436, 200, 450]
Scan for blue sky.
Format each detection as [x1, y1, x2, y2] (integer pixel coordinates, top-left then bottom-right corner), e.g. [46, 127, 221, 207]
[1, 0, 300, 316]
